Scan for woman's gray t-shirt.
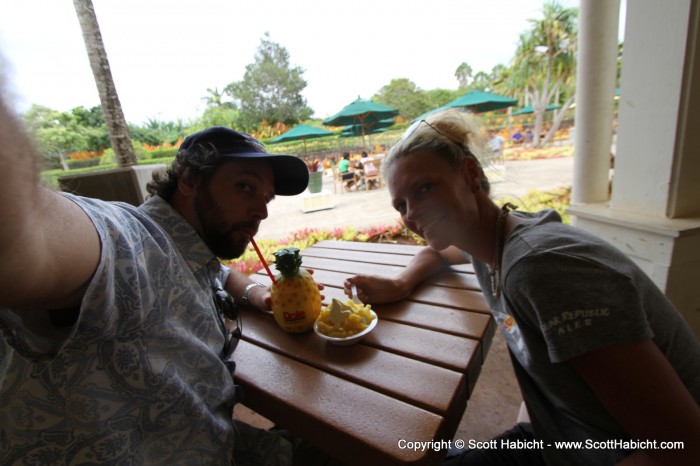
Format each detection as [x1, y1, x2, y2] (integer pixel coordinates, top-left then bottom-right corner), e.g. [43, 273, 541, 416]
[471, 209, 700, 465]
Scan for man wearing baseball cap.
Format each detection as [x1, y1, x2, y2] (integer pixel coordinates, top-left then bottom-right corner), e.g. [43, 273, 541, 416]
[0, 109, 313, 464]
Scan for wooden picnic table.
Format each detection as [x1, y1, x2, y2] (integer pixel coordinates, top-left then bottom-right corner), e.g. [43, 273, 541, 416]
[233, 240, 495, 465]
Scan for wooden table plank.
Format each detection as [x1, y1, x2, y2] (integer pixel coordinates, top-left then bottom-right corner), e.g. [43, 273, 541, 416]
[302, 246, 421, 267]
[362, 319, 480, 373]
[428, 269, 482, 290]
[410, 283, 490, 313]
[361, 319, 487, 396]
[240, 311, 465, 416]
[309, 240, 475, 273]
[290, 259, 482, 291]
[234, 341, 447, 466]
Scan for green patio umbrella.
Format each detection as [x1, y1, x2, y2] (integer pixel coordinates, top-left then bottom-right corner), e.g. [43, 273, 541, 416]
[341, 118, 395, 136]
[323, 97, 398, 147]
[512, 104, 562, 115]
[269, 124, 333, 153]
[341, 127, 387, 138]
[444, 90, 518, 113]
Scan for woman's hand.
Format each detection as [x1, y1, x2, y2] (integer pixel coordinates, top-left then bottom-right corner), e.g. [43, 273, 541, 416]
[344, 275, 411, 305]
[341, 246, 466, 305]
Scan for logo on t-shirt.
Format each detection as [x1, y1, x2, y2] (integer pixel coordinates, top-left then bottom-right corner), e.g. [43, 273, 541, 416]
[497, 311, 528, 357]
[502, 314, 517, 334]
[541, 308, 610, 336]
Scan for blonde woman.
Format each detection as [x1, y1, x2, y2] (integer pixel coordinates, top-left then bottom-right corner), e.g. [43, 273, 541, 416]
[346, 109, 700, 465]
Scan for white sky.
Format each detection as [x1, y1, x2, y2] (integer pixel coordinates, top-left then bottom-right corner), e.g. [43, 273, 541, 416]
[0, 0, 616, 126]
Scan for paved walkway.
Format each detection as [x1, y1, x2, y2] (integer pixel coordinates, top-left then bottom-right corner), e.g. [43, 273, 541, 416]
[256, 156, 573, 240]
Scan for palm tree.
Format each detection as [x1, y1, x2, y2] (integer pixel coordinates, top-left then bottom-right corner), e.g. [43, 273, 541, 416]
[490, 64, 508, 87]
[202, 87, 225, 108]
[455, 62, 473, 89]
[470, 71, 492, 91]
[509, 1, 578, 147]
[73, 0, 136, 166]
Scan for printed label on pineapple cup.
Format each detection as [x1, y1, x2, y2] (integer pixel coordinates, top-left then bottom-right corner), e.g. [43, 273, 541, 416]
[273, 307, 316, 333]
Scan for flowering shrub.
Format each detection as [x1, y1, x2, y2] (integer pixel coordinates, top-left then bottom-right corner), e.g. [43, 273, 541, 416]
[224, 222, 425, 275]
[69, 150, 103, 160]
[253, 120, 289, 140]
[496, 186, 571, 224]
[504, 146, 573, 161]
[143, 139, 183, 151]
[304, 158, 322, 172]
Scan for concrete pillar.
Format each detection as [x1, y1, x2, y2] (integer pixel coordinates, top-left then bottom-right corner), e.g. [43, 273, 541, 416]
[612, 0, 699, 218]
[571, 0, 620, 205]
[569, 0, 700, 337]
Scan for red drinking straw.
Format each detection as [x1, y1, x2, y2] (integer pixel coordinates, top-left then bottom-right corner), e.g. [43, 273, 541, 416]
[249, 236, 277, 285]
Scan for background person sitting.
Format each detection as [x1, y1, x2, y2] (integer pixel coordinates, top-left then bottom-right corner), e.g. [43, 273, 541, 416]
[360, 151, 379, 189]
[353, 151, 371, 189]
[338, 152, 355, 191]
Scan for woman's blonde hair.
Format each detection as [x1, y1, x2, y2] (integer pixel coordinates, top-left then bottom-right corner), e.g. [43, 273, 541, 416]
[383, 109, 492, 193]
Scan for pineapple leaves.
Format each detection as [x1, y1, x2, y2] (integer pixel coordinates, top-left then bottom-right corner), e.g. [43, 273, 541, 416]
[273, 247, 303, 277]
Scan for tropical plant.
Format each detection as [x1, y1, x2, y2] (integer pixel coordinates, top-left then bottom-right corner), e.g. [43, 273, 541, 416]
[101, 140, 150, 164]
[507, 1, 578, 148]
[423, 88, 462, 109]
[470, 71, 492, 91]
[372, 78, 431, 120]
[202, 87, 229, 108]
[304, 158, 322, 172]
[197, 106, 241, 131]
[490, 64, 509, 88]
[35, 126, 88, 170]
[225, 32, 313, 132]
[496, 186, 571, 224]
[70, 105, 106, 129]
[23, 104, 110, 170]
[130, 119, 186, 147]
[455, 62, 473, 89]
[453, 63, 511, 95]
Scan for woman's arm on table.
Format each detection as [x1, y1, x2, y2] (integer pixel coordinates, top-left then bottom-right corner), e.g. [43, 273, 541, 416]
[345, 245, 467, 304]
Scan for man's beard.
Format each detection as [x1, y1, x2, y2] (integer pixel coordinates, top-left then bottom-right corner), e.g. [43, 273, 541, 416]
[194, 184, 258, 260]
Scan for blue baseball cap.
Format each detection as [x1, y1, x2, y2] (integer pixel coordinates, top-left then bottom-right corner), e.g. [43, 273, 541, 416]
[179, 126, 309, 196]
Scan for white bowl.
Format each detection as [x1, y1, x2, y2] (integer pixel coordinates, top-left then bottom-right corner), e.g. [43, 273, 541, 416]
[313, 310, 378, 346]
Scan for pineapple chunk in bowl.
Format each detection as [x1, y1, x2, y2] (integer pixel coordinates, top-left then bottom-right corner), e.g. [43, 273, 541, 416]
[314, 298, 378, 346]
